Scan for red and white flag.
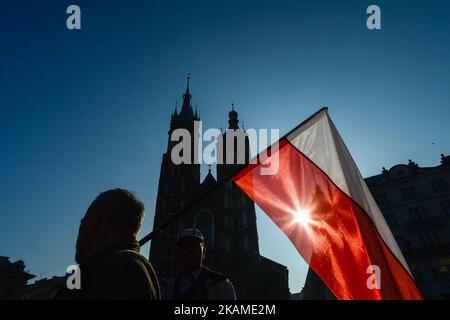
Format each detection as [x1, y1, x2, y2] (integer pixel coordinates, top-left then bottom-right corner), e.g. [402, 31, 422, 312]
[233, 108, 423, 300]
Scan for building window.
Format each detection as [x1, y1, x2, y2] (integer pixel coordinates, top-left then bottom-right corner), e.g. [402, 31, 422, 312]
[409, 207, 427, 221]
[194, 211, 215, 248]
[375, 193, 389, 207]
[431, 179, 448, 193]
[402, 186, 417, 200]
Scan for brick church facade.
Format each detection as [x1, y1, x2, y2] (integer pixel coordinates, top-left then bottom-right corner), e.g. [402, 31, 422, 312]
[149, 78, 290, 299]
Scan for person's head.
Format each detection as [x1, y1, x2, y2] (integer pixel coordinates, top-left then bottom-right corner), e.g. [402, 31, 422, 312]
[173, 229, 206, 273]
[75, 188, 145, 264]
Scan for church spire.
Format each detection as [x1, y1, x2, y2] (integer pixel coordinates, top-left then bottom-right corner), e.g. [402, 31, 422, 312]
[186, 73, 190, 93]
[228, 101, 239, 129]
[180, 73, 194, 118]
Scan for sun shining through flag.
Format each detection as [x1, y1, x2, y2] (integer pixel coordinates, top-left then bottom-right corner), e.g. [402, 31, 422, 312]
[232, 108, 423, 300]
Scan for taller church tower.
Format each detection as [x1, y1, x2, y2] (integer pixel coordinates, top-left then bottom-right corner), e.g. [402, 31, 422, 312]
[149, 78, 290, 299]
[149, 75, 201, 276]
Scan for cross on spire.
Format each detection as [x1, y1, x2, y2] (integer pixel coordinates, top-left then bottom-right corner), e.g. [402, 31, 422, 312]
[186, 73, 191, 93]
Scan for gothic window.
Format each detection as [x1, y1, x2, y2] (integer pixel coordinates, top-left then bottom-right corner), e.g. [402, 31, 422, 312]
[194, 211, 214, 248]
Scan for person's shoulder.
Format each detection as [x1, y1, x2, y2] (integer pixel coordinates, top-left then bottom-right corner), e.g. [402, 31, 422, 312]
[108, 249, 148, 268]
[202, 267, 236, 300]
[97, 249, 151, 281]
[202, 267, 228, 282]
[90, 249, 158, 299]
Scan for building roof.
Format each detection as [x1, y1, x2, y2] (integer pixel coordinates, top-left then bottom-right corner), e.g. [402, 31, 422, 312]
[364, 154, 450, 187]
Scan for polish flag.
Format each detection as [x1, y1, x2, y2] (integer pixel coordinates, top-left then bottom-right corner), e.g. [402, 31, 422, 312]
[233, 108, 423, 300]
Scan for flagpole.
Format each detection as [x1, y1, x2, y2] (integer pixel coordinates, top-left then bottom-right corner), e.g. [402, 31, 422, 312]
[139, 106, 328, 246]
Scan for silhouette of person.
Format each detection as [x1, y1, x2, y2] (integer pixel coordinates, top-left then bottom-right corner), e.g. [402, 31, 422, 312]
[160, 228, 236, 300]
[55, 188, 159, 300]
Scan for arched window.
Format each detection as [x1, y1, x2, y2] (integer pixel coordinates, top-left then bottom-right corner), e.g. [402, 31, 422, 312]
[194, 211, 215, 248]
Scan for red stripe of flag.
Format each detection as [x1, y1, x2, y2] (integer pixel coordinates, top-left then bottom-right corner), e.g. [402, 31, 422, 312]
[233, 138, 423, 300]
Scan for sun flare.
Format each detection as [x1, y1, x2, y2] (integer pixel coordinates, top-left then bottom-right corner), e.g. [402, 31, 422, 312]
[294, 208, 311, 225]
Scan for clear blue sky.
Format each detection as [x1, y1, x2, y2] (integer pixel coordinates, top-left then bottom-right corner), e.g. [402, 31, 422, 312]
[1, 0, 449, 294]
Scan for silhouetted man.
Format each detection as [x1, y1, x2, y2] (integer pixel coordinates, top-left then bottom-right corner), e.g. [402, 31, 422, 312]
[56, 188, 159, 300]
[161, 228, 236, 300]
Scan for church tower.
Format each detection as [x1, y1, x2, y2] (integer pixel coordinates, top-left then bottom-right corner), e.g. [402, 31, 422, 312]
[216, 103, 260, 256]
[149, 75, 201, 278]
